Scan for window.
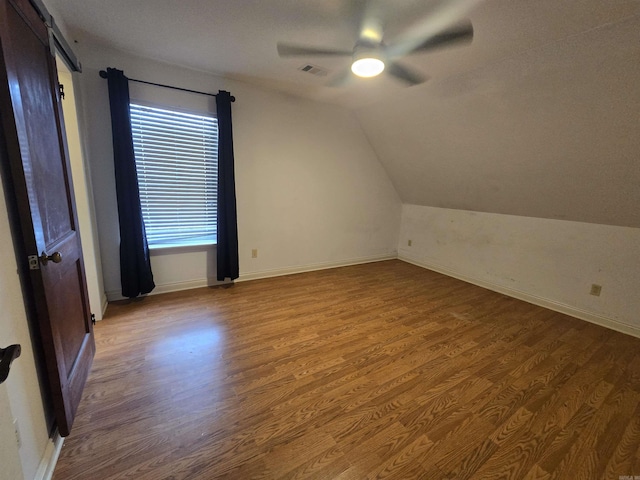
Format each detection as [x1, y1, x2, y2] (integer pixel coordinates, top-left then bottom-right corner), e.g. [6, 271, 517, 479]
[130, 103, 218, 248]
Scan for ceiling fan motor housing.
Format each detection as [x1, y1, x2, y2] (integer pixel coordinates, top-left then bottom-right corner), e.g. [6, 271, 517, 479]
[352, 41, 384, 61]
[351, 41, 386, 77]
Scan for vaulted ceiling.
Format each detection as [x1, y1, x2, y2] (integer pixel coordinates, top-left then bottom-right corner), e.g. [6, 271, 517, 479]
[47, 0, 640, 227]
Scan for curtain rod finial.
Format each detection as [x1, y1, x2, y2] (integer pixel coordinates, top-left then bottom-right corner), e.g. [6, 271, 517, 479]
[217, 90, 235, 102]
[99, 70, 108, 78]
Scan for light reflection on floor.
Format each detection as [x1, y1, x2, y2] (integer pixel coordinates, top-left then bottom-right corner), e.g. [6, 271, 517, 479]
[152, 324, 225, 355]
[144, 323, 229, 417]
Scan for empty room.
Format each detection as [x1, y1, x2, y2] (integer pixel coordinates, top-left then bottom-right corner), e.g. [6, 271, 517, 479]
[0, 0, 639, 479]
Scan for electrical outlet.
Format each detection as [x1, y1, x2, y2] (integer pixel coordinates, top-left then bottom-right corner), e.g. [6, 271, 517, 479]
[590, 284, 602, 297]
[251, 249, 258, 258]
[13, 418, 21, 449]
[408, 239, 412, 247]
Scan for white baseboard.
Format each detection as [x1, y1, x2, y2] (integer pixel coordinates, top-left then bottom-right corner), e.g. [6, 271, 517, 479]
[35, 431, 63, 480]
[106, 277, 227, 302]
[101, 293, 108, 316]
[104, 255, 395, 301]
[102, 253, 637, 340]
[91, 293, 109, 321]
[107, 278, 228, 302]
[399, 253, 640, 339]
[237, 253, 397, 283]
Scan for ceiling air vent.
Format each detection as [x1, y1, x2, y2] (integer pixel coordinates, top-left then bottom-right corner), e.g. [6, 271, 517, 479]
[298, 64, 328, 77]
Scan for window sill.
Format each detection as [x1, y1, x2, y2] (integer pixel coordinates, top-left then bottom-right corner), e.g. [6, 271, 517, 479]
[149, 242, 216, 255]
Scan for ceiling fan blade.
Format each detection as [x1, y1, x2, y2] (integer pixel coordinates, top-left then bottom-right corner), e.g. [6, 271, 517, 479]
[386, 0, 481, 58]
[327, 67, 354, 88]
[277, 43, 352, 58]
[386, 62, 428, 86]
[409, 21, 473, 54]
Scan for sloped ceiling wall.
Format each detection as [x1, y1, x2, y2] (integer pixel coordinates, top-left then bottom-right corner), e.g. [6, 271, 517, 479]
[47, 0, 640, 227]
[355, 13, 640, 227]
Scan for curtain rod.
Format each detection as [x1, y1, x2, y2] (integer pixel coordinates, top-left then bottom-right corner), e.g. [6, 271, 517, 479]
[98, 70, 235, 102]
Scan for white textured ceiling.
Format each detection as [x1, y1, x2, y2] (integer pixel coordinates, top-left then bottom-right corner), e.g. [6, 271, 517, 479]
[47, 0, 640, 227]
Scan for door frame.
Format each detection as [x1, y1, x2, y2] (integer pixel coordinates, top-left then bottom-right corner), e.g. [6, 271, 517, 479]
[57, 56, 106, 321]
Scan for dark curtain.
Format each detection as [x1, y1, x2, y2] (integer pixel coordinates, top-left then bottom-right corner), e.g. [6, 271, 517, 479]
[215, 91, 239, 281]
[105, 68, 155, 298]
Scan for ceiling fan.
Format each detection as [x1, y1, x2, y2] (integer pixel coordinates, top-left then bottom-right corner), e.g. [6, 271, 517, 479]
[277, 2, 474, 86]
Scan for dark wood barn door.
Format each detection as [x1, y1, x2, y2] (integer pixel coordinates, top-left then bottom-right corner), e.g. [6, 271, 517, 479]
[0, 0, 95, 436]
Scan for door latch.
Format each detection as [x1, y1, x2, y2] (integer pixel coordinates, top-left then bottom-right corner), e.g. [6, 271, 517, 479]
[28, 255, 39, 270]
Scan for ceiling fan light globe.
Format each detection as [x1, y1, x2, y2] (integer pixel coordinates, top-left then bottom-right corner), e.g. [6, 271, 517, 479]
[351, 57, 385, 77]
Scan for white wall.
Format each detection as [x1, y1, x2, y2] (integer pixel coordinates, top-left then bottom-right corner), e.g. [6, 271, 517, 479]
[0, 182, 50, 480]
[0, 383, 24, 479]
[74, 42, 401, 300]
[398, 204, 640, 336]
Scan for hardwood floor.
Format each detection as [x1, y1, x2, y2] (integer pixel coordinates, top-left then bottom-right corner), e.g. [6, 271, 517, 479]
[53, 260, 640, 479]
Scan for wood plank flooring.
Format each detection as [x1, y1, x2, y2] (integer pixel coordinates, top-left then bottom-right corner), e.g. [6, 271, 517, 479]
[53, 260, 640, 479]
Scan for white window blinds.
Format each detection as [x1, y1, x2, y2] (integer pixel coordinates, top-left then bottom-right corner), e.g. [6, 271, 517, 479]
[130, 103, 218, 248]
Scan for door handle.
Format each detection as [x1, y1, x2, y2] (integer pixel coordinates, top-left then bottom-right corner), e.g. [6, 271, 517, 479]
[40, 251, 62, 265]
[0, 344, 21, 384]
